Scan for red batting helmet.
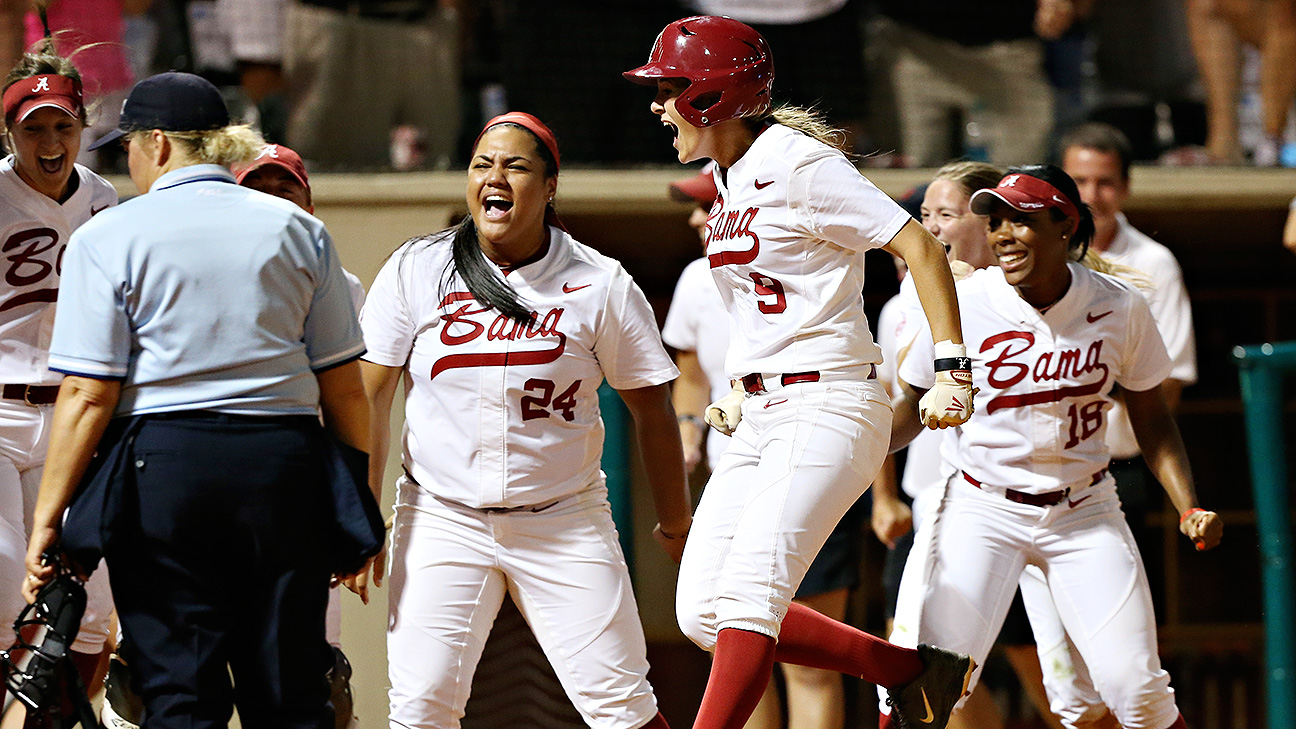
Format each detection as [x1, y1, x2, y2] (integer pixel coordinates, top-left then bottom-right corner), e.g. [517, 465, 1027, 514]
[623, 16, 774, 128]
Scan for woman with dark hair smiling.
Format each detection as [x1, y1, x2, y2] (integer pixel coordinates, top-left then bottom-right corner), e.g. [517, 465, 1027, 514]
[891, 165, 1222, 729]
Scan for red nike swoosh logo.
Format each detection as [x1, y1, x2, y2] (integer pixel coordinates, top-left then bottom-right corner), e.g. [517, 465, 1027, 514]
[1086, 311, 1113, 323]
[1068, 494, 1092, 508]
[754, 179, 774, 189]
[90, 205, 108, 216]
[562, 283, 590, 293]
[764, 399, 788, 408]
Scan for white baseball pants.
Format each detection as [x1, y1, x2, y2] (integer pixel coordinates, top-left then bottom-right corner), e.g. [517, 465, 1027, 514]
[0, 399, 112, 653]
[386, 476, 659, 729]
[916, 473, 1180, 729]
[676, 379, 891, 648]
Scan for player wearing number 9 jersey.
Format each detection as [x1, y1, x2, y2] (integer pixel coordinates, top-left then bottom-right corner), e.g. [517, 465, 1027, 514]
[625, 16, 976, 729]
[893, 165, 1222, 729]
[360, 113, 690, 729]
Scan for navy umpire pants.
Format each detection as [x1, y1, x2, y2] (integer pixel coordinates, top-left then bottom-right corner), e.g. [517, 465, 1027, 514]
[102, 413, 334, 729]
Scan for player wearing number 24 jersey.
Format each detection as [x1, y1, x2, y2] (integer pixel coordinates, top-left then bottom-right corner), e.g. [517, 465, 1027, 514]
[363, 224, 676, 510]
[362, 113, 686, 729]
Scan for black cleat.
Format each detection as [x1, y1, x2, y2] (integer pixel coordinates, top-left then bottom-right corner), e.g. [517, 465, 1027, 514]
[885, 644, 975, 729]
[101, 651, 144, 729]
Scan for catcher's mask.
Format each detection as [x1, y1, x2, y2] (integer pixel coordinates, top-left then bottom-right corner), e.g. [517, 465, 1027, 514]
[1, 551, 95, 728]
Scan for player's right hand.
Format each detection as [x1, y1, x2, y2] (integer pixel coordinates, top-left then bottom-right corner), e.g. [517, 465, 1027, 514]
[704, 383, 746, 436]
[1179, 508, 1223, 551]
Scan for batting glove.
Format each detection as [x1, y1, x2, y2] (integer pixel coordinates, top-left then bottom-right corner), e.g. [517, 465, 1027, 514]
[705, 382, 746, 436]
[919, 341, 976, 429]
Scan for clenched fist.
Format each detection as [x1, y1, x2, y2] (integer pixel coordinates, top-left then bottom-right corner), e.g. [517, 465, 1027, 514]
[920, 342, 976, 429]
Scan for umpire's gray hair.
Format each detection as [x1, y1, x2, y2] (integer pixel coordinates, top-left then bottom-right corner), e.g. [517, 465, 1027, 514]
[134, 124, 264, 168]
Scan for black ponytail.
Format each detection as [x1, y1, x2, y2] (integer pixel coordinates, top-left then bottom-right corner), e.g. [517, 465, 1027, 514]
[445, 216, 532, 323]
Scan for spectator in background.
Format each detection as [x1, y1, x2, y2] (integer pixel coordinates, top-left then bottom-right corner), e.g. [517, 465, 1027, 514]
[681, 1, 869, 151]
[1061, 123, 1198, 541]
[1184, 0, 1296, 164]
[875, 0, 1069, 166]
[23, 0, 135, 171]
[216, 0, 290, 144]
[283, 0, 460, 170]
[1086, 0, 1208, 161]
[0, 1, 21, 77]
[495, 1, 680, 165]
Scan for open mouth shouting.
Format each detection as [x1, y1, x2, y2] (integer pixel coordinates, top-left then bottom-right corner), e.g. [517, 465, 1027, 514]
[483, 194, 513, 221]
[38, 154, 65, 175]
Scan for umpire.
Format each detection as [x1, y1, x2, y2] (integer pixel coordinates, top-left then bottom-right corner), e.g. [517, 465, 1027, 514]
[21, 72, 378, 729]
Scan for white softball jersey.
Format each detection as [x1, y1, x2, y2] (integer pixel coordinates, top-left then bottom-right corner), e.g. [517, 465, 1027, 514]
[0, 156, 116, 655]
[361, 227, 678, 509]
[0, 157, 116, 385]
[661, 255, 732, 468]
[706, 124, 910, 379]
[1099, 214, 1197, 459]
[900, 263, 1172, 493]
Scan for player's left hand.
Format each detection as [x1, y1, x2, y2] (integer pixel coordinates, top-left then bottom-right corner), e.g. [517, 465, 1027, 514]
[918, 370, 976, 428]
[1179, 508, 1222, 551]
[653, 521, 690, 563]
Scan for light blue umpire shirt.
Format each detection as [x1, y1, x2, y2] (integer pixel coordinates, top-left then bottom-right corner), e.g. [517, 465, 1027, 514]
[48, 164, 365, 417]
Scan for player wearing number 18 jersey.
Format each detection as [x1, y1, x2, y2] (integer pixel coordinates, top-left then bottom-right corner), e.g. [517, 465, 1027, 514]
[361, 113, 689, 729]
[894, 166, 1221, 729]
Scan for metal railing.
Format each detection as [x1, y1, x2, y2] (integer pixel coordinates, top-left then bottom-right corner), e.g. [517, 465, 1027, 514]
[1233, 341, 1296, 729]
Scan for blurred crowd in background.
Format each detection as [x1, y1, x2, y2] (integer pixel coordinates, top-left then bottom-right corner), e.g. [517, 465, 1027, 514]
[9, 0, 1296, 174]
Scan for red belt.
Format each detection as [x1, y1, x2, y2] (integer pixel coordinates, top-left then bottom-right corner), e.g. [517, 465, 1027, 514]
[740, 366, 876, 395]
[1, 384, 59, 406]
[962, 469, 1108, 507]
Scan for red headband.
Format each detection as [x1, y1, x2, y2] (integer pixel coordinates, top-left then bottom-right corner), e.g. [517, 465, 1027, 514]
[473, 111, 567, 232]
[970, 173, 1080, 223]
[475, 112, 561, 173]
[3, 74, 83, 125]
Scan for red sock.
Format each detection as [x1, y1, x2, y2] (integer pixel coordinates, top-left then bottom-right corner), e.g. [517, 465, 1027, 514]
[1164, 714, 1188, 729]
[640, 711, 671, 729]
[692, 628, 776, 729]
[879, 709, 901, 729]
[773, 602, 924, 688]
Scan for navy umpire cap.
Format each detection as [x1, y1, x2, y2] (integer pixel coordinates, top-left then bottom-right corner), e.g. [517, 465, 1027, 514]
[88, 72, 230, 150]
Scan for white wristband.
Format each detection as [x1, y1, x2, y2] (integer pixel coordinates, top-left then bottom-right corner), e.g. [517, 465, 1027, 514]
[933, 340, 967, 360]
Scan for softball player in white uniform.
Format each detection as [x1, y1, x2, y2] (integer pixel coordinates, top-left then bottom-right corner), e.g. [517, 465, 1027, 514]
[626, 16, 976, 729]
[0, 51, 116, 697]
[878, 164, 1085, 729]
[361, 113, 690, 729]
[894, 166, 1222, 729]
